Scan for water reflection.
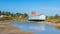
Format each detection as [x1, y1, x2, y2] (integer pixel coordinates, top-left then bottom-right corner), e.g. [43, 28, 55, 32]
[29, 26, 45, 31]
[11, 22, 60, 34]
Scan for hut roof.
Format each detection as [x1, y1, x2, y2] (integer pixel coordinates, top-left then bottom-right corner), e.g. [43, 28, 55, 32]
[30, 14, 41, 16]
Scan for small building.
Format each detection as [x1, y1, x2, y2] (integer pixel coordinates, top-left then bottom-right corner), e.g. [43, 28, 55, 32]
[28, 12, 46, 22]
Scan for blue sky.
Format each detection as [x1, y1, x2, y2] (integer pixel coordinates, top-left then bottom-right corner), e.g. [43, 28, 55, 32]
[0, 0, 60, 16]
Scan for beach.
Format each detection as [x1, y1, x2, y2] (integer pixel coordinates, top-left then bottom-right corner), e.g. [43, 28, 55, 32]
[0, 21, 34, 34]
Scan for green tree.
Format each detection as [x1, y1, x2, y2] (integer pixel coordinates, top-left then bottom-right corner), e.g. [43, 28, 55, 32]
[5, 12, 11, 16]
[0, 11, 1, 15]
[11, 13, 16, 17]
[55, 14, 59, 19]
[16, 13, 22, 17]
[1, 11, 6, 15]
[1, 11, 12, 16]
[22, 13, 28, 18]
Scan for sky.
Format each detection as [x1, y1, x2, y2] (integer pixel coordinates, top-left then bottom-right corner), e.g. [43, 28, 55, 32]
[0, 0, 60, 16]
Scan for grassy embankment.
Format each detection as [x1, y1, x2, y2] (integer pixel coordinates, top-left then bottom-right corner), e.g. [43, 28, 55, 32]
[0, 16, 28, 22]
[44, 16, 60, 29]
[12, 17, 28, 21]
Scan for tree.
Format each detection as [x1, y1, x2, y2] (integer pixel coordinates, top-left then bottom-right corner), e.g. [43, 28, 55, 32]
[16, 13, 22, 17]
[0, 11, 1, 15]
[5, 12, 11, 16]
[55, 14, 59, 19]
[1, 11, 12, 16]
[11, 13, 16, 17]
[1, 11, 6, 15]
[22, 13, 28, 18]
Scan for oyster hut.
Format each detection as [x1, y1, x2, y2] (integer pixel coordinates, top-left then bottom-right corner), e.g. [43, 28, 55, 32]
[28, 12, 46, 22]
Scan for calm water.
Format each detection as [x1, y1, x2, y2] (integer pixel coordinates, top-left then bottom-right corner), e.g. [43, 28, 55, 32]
[11, 21, 60, 34]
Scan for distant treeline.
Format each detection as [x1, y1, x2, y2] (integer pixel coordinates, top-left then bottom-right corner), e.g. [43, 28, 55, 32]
[46, 14, 60, 23]
[0, 11, 28, 18]
[0, 11, 28, 21]
[47, 14, 60, 19]
[0, 11, 60, 22]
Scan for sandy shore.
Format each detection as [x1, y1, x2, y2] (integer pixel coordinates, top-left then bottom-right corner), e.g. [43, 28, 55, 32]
[0, 21, 34, 34]
[0, 20, 60, 34]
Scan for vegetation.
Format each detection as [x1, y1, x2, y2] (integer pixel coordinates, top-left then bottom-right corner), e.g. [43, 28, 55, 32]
[0, 11, 28, 21]
[0, 10, 60, 23]
[45, 14, 60, 23]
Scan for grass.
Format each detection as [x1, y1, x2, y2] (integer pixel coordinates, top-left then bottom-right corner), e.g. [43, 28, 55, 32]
[45, 17, 60, 23]
[44, 17, 60, 29]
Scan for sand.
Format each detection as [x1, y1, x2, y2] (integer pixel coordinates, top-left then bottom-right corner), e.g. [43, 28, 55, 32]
[0, 22, 34, 34]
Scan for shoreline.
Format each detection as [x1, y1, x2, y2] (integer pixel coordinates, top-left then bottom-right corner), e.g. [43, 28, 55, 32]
[0, 20, 60, 26]
[43, 22, 60, 29]
[0, 20, 60, 32]
[0, 21, 34, 34]
[37, 21, 60, 29]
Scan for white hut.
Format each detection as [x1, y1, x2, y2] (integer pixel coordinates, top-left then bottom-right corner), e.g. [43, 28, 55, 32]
[28, 12, 46, 21]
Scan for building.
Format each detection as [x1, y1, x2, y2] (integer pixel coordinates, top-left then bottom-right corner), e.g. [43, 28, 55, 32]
[28, 12, 46, 22]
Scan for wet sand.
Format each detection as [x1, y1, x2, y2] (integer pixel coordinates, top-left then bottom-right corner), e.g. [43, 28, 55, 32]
[0, 21, 34, 34]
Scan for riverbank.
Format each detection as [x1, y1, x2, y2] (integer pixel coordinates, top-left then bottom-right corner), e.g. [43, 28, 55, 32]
[43, 21, 60, 29]
[37, 21, 60, 29]
[0, 21, 34, 34]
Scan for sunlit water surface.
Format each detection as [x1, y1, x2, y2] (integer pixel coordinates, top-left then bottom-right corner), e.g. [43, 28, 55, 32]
[11, 22, 60, 34]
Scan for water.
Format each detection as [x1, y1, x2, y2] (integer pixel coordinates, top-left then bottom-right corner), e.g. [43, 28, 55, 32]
[11, 21, 60, 34]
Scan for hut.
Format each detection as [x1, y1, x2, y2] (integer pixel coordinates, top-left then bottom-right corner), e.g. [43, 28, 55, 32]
[28, 12, 46, 22]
